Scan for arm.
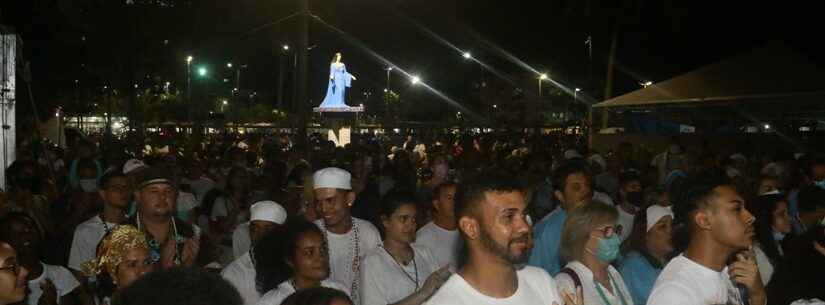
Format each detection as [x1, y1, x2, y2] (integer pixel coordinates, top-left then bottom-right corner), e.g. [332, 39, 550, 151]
[389, 266, 450, 305]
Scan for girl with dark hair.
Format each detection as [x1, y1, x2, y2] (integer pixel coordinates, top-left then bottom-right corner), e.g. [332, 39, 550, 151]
[618, 205, 675, 305]
[256, 220, 348, 305]
[0, 241, 29, 305]
[746, 193, 792, 285]
[280, 286, 352, 305]
[359, 191, 449, 305]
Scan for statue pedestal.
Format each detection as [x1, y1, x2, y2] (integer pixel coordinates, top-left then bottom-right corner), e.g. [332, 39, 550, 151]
[313, 106, 364, 147]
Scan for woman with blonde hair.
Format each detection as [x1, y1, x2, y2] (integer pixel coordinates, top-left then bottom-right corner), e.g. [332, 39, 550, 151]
[556, 200, 634, 305]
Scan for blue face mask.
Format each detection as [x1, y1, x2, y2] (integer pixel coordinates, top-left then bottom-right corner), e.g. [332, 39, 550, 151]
[591, 234, 622, 263]
[814, 180, 825, 190]
[771, 229, 786, 241]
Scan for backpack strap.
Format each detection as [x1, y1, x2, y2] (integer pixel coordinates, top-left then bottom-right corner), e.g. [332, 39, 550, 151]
[560, 267, 582, 291]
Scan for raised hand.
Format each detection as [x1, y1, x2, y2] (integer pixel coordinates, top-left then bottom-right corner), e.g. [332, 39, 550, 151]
[38, 279, 58, 305]
[728, 248, 765, 305]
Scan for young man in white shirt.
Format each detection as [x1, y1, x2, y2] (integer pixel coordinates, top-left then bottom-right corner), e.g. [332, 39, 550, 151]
[416, 181, 460, 268]
[312, 167, 382, 305]
[648, 172, 766, 305]
[426, 172, 579, 305]
[221, 201, 287, 305]
[68, 170, 130, 272]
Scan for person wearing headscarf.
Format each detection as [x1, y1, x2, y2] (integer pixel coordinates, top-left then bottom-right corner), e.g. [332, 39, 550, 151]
[83, 225, 154, 304]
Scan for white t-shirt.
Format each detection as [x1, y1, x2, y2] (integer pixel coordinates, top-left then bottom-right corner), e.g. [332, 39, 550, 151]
[555, 261, 634, 305]
[425, 266, 563, 305]
[183, 176, 215, 204]
[415, 222, 460, 268]
[647, 254, 746, 305]
[753, 245, 773, 286]
[360, 244, 440, 305]
[221, 252, 259, 305]
[616, 207, 636, 243]
[313, 218, 382, 304]
[26, 262, 81, 305]
[256, 279, 349, 305]
[68, 215, 118, 271]
[177, 191, 198, 213]
[233, 223, 252, 259]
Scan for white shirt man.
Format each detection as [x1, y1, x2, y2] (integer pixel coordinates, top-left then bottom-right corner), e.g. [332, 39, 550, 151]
[647, 179, 765, 305]
[312, 167, 382, 305]
[222, 201, 287, 305]
[360, 244, 440, 305]
[415, 182, 460, 268]
[648, 254, 747, 305]
[427, 266, 562, 305]
[312, 217, 381, 300]
[26, 262, 81, 305]
[415, 222, 459, 268]
[426, 173, 567, 305]
[67, 215, 118, 271]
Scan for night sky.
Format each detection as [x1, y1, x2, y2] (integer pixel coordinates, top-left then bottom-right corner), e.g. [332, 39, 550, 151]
[2, 0, 824, 117]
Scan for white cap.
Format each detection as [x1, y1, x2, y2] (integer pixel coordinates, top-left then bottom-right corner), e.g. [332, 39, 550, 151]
[564, 149, 582, 159]
[123, 159, 147, 174]
[588, 154, 607, 169]
[646, 205, 674, 232]
[250, 201, 287, 224]
[313, 167, 352, 190]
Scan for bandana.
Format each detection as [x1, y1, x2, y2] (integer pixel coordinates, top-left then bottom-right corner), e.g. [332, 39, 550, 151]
[82, 225, 149, 277]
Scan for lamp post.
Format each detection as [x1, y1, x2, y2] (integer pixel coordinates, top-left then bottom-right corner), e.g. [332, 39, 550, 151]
[186, 55, 193, 124]
[539, 73, 548, 97]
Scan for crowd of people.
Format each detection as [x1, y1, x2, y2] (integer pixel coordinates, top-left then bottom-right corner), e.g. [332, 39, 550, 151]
[0, 130, 824, 305]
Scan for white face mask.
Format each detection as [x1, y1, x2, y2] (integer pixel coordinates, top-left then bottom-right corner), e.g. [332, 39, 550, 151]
[79, 179, 98, 192]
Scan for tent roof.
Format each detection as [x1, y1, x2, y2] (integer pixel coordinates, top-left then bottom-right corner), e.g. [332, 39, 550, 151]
[593, 44, 825, 108]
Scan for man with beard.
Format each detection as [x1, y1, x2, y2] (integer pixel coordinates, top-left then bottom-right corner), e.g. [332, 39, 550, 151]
[130, 167, 200, 268]
[648, 171, 765, 305]
[426, 172, 578, 305]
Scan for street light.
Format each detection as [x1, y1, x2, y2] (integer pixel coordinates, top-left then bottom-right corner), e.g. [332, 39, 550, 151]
[227, 62, 233, 68]
[186, 55, 193, 123]
[538, 73, 549, 97]
[282, 45, 290, 51]
[641, 81, 653, 88]
[411, 75, 421, 85]
[463, 52, 472, 59]
[198, 67, 207, 77]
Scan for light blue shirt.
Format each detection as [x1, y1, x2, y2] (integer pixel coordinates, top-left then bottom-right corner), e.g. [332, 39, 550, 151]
[528, 207, 567, 275]
[618, 251, 662, 305]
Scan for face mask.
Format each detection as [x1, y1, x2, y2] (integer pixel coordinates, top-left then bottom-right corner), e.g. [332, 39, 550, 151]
[771, 229, 786, 241]
[625, 191, 644, 206]
[79, 179, 98, 192]
[815, 180, 825, 190]
[590, 234, 622, 263]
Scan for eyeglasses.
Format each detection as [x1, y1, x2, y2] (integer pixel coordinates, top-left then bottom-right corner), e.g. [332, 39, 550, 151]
[594, 225, 623, 238]
[0, 262, 20, 275]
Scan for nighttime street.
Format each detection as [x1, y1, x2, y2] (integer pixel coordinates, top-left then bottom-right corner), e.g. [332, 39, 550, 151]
[0, 1, 824, 305]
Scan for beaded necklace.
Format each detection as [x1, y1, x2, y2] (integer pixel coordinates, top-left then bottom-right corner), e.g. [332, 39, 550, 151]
[381, 245, 419, 289]
[136, 213, 184, 265]
[321, 217, 360, 304]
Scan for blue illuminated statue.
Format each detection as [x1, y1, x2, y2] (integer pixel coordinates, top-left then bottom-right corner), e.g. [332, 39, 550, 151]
[318, 52, 357, 108]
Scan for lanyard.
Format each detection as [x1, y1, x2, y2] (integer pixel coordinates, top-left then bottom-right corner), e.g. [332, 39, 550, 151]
[594, 272, 628, 305]
[381, 246, 419, 289]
